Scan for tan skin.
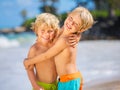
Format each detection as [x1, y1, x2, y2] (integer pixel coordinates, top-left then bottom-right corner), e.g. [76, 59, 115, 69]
[24, 12, 83, 76]
[26, 23, 80, 90]
[26, 24, 58, 90]
[34, 25, 57, 84]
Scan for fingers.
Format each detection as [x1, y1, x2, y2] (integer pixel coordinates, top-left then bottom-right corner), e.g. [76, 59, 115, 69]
[23, 60, 29, 70]
[29, 65, 34, 70]
[69, 33, 80, 42]
[68, 36, 78, 46]
[68, 34, 78, 42]
[69, 34, 77, 39]
[68, 39, 77, 43]
[69, 41, 77, 46]
[39, 88, 44, 90]
[66, 33, 80, 47]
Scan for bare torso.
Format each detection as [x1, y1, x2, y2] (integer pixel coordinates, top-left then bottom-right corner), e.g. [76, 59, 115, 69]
[34, 44, 57, 83]
[55, 46, 78, 77]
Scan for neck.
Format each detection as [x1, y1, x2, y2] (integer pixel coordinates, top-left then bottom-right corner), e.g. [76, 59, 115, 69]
[59, 26, 69, 37]
[36, 38, 51, 47]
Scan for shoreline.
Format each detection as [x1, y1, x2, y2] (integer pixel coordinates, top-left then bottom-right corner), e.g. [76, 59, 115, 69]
[84, 80, 120, 90]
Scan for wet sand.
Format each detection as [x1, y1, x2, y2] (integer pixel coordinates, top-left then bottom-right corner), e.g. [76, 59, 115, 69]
[84, 81, 120, 90]
[83, 76, 120, 90]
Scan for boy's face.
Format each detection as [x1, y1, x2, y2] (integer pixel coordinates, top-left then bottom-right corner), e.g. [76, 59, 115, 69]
[37, 24, 56, 43]
[64, 12, 82, 34]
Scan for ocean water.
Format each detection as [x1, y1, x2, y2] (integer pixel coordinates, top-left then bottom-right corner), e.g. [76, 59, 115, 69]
[0, 32, 120, 90]
[76, 40, 120, 85]
[0, 32, 36, 90]
[0, 32, 36, 48]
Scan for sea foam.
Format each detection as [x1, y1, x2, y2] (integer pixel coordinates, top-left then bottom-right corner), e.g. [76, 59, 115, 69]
[0, 36, 20, 48]
[0, 32, 36, 48]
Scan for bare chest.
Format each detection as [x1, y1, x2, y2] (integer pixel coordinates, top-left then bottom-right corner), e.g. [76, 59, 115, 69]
[55, 47, 76, 64]
[35, 46, 49, 56]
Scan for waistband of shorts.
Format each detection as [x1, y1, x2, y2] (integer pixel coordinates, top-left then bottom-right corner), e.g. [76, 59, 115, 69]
[33, 81, 58, 90]
[59, 72, 82, 82]
[37, 80, 58, 86]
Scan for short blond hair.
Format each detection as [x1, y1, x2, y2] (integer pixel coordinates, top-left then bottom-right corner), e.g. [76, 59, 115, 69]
[70, 6, 94, 32]
[31, 13, 60, 35]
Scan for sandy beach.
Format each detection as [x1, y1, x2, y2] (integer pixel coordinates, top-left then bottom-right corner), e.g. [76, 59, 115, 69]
[0, 40, 120, 90]
[84, 80, 120, 90]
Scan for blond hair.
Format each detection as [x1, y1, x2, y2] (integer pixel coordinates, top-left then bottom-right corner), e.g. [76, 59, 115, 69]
[70, 6, 94, 32]
[31, 13, 60, 36]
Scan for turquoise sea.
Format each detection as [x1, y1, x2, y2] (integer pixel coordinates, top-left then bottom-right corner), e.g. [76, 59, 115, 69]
[0, 32, 36, 48]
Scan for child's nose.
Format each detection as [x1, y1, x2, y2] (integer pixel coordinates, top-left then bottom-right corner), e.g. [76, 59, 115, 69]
[44, 32, 50, 37]
[69, 20, 74, 26]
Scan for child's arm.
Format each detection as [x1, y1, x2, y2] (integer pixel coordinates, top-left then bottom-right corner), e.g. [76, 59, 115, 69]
[25, 46, 44, 90]
[24, 38, 67, 69]
[67, 33, 81, 47]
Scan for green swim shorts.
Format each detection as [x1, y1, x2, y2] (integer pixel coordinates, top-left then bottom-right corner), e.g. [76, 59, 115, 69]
[33, 81, 58, 90]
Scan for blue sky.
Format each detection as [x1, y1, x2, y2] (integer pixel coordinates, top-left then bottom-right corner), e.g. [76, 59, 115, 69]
[0, 0, 95, 29]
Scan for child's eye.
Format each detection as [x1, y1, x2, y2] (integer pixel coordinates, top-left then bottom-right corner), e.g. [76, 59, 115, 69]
[41, 30, 45, 33]
[48, 30, 54, 33]
[72, 32, 78, 34]
[74, 23, 78, 27]
[69, 16, 73, 21]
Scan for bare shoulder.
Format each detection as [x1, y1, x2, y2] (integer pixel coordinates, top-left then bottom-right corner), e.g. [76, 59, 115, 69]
[57, 36, 67, 45]
[27, 43, 38, 58]
[51, 37, 68, 51]
[29, 44, 37, 52]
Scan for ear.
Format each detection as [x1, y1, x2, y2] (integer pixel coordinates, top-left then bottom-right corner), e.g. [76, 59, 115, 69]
[77, 31, 81, 34]
[80, 29, 86, 33]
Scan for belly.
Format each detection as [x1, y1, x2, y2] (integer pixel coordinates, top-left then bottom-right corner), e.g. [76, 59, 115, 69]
[55, 59, 78, 76]
[55, 47, 77, 76]
[35, 60, 57, 83]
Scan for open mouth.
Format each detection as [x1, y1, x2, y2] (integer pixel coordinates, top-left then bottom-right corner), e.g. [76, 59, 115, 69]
[66, 23, 71, 30]
[42, 37, 49, 41]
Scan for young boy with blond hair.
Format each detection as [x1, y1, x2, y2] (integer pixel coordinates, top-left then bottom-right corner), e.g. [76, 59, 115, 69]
[25, 13, 60, 90]
[24, 6, 94, 90]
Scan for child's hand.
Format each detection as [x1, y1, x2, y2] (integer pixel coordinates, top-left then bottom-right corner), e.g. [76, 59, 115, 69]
[28, 65, 34, 70]
[33, 84, 44, 90]
[39, 88, 44, 90]
[23, 58, 29, 69]
[67, 33, 81, 47]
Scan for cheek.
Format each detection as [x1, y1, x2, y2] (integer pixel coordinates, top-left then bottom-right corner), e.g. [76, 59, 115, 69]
[37, 31, 44, 36]
[38, 32, 42, 36]
[73, 26, 79, 31]
[50, 32, 55, 38]
[71, 28, 77, 33]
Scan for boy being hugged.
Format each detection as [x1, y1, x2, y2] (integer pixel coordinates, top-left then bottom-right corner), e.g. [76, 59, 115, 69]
[26, 13, 60, 90]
